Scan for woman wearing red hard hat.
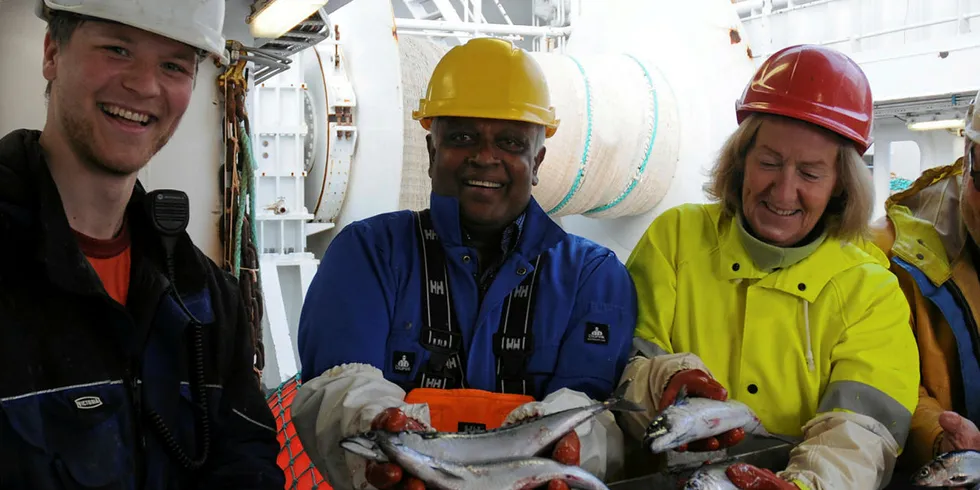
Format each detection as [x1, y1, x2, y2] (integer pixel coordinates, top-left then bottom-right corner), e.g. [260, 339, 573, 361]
[618, 44, 919, 490]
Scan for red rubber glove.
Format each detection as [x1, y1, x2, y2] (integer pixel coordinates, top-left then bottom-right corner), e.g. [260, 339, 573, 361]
[725, 463, 797, 490]
[659, 369, 745, 452]
[364, 407, 428, 490]
[546, 431, 581, 490]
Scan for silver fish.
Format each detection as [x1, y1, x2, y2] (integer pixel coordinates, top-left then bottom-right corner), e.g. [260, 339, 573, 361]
[359, 381, 641, 464]
[341, 430, 610, 490]
[684, 464, 739, 490]
[643, 387, 789, 453]
[911, 450, 980, 488]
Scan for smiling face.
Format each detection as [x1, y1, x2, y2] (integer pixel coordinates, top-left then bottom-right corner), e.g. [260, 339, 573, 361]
[740, 116, 842, 247]
[427, 117, 546, 233]
[42, 18, 198, 176]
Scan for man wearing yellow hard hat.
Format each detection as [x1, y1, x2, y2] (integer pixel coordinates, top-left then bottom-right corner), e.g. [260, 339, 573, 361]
[292, 38, 637, 489]
[874, 90, 980, 470]
[0, 0, 283, 488]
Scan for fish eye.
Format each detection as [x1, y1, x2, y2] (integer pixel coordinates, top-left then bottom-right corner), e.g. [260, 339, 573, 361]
[917, 469, 930, 478]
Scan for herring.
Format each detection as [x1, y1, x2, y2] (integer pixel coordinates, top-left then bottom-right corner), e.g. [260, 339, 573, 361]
[643, 387, 792, 453]
[354, 381, 641, 464]
[911, 450, 980, 488]
[684, 464, 739, 490]
[341, 430, 610, 490]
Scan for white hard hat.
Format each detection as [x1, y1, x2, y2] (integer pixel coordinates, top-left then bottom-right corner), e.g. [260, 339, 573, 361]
[967, 89, 980, 144]
[36, 0, 229, 65]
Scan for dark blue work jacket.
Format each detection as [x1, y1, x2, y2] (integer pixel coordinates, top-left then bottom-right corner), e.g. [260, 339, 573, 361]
[0, 129, 284, 489]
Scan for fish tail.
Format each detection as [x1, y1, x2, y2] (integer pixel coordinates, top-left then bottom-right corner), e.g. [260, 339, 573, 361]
[605, 380, 644, 413]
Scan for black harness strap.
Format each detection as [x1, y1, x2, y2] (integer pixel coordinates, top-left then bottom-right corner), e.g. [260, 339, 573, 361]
[414, 210, 466, 390]
[413, 210, 541, 396]
[494, 255, 541, 395]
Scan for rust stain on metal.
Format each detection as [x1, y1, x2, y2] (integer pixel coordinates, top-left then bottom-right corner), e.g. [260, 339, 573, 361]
[746, 46, 754, 59]
[729, 28, 742, 44]
[392, 25, 399, 42]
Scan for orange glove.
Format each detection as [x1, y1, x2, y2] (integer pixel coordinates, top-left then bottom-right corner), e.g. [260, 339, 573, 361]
[659, 369, 745, 452]
[726, 463, 797, 490]
[364, 407, 428, 490]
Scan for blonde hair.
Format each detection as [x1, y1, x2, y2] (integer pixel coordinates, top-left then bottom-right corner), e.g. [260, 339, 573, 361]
[704, 113, 874, 242]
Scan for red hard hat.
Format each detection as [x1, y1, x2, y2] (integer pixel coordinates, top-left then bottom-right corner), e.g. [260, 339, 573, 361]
[736, 44, 874, 154]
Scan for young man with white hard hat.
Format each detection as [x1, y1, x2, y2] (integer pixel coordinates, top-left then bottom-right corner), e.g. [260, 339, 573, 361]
[874, 90, 980, 472]
[0, 1, 284, 488]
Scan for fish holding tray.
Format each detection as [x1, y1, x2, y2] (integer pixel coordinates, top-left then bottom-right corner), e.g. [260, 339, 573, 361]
[340, 381, 643, 489]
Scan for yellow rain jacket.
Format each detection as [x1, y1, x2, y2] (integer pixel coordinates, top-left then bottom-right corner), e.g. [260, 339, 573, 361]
[872, 158, 980, 469]
[618, 202, 920, 490]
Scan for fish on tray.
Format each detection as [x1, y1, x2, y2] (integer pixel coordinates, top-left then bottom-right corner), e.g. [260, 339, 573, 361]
[643, 387, 793, 453]
[341, 430, 610, 490]
[349, 380, 642, 465]
[911, 449, 980, 489]
[683, 463, 739, 490]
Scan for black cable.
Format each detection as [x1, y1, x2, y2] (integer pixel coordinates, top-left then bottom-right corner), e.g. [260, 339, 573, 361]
[143, 189, 211, 471]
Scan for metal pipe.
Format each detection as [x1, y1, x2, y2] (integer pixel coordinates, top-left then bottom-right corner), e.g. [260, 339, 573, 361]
[744, 0, 841, 21]
[397, 30, 522, 40]
[492, 0, 514, 25]
[393, 18, 572, 37]
[734, 0, 764, 16]
[856, 16, 958, 40]
[859, 40, 980, 65]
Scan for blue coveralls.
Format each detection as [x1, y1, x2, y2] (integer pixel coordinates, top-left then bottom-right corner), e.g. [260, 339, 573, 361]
[298, 193, 637, 402]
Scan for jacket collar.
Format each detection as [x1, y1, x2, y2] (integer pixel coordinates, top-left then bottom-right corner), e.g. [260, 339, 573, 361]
[0, 129, 208, 296]
[735, 214, 827, 273]
[428, 192, 567, 259]
[715, 206, 884, 302]
[886, 159, 968, 286]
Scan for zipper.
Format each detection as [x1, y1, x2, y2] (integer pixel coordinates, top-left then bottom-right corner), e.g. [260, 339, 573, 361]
[127, 369, 147, 489]
[104, 294, 147, 490]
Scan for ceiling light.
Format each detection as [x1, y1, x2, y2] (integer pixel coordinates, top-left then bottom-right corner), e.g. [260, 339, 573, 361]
[907, 119, 965, 131]
[248, 0, 330, 39]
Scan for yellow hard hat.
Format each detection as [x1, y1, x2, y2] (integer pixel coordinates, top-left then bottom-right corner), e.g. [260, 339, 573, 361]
[967, 89, 980, 144]
[413, 38, 559, 138]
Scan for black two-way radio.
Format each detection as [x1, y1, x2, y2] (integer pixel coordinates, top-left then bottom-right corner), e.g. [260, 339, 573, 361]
[145, 189, 210, 470]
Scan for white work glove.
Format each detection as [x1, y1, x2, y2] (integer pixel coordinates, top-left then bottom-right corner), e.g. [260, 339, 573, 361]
[292, 363, 433, 490]
[503, 388, 625, 481]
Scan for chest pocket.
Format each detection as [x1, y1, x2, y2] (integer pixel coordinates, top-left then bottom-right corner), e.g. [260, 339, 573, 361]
[0, 382, 133, 489]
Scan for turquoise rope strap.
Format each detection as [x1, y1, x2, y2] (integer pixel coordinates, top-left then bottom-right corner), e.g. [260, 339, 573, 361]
[585, 54, 660, 215]
[547, 55, 593, 216]
[239, 123, 261, 282]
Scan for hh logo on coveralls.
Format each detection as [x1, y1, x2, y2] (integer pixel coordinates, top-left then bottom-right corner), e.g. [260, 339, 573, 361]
[429, 280, 446, 295]
[393, 351, 416, 373]
[513, 285, 530, 298]
[585, 323, 609, 345]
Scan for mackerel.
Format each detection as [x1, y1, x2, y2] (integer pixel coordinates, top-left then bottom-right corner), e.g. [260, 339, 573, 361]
[911, 450, 980, 488]
[358, 381, 641, 464]
[684, 463, 739, 490]
[644, 388, 793, 453]
[341, 430, 609, 490]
